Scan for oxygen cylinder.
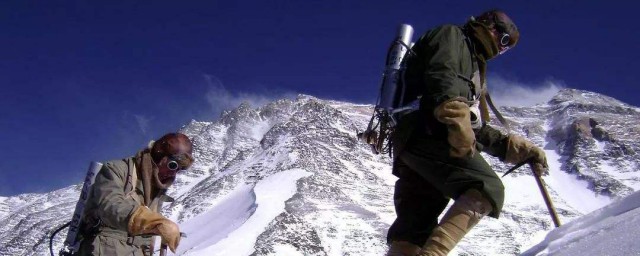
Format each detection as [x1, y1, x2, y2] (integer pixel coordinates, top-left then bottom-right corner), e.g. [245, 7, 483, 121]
[377, 24, 414, 111]
[63, 161, 103, 253]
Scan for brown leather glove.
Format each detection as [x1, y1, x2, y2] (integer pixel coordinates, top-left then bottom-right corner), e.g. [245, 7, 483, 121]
[434, 100, 477, 158]
[505, 134, 548, 176]
[128, 206, 181, 253]
[529, 162, 548, 177]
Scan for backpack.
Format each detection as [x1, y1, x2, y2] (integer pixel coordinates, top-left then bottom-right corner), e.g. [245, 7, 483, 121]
[53, 160, 139, 256]
[358, 24, 417, 155]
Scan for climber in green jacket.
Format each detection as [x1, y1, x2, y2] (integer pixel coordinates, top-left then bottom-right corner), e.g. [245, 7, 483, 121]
[386, 10, 548, 256]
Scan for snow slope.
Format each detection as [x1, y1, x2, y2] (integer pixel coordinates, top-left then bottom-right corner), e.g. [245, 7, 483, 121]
[180, 169, 311, 256]
[522, 190, 640, 255]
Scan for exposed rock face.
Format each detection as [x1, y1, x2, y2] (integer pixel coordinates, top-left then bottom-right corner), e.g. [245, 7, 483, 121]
[1, 88, 639, 256]
[545, 90, 640, 197]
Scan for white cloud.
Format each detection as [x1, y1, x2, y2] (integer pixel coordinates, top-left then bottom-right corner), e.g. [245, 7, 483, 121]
[487, 76, 565, 107]
[133, 114, 152, 134]
[202, 74, 296, 117]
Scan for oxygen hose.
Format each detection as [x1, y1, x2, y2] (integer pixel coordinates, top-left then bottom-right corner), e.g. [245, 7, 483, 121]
[49, 221, 71, 256]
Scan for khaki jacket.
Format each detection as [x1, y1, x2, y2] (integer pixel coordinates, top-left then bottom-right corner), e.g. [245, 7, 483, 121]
[76, 157, 157, 256]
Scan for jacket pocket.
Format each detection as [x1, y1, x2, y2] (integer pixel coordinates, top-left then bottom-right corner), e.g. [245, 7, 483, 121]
[94, 235, 138, 255]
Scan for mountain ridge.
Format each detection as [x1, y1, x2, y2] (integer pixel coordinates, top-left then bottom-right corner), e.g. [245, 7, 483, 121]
[1, 88, 639, 255]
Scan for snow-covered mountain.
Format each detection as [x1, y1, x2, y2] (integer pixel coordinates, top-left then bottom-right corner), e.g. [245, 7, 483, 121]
[1, 88, 639, 256]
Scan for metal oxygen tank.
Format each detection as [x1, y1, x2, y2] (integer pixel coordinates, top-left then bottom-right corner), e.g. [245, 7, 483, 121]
[377, 24, 414, 111]
[61, 161, 103, 254]
[358, 24, 414, 155]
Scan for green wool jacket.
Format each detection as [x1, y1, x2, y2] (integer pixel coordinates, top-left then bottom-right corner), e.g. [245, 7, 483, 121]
[393, 24, 509, 217]
[75, 158, 153, 256]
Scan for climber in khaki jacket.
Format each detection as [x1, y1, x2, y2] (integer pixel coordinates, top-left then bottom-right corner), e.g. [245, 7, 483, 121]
[75, 133, 194, 255]
[386, 10, 548, 256]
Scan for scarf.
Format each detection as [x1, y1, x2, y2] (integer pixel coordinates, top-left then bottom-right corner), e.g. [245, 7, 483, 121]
[465, 21, 500, 61]
[134, 149, 174, 205]
[465, 21, 500, 123]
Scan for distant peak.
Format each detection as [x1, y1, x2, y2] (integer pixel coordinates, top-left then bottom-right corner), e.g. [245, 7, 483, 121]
[219, 101, 259, 125]
[549, 88, 629, 107]
[295, 94, 319, 101]
[238, 101, 253, 109]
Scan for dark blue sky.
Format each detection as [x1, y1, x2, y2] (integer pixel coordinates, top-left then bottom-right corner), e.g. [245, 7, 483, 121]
[1, 1, 638, 196]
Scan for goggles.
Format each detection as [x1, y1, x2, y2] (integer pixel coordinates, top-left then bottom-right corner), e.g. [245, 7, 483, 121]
[166, 153, 194, 171]
[490, 15, 512, 55]
[497, 33, 511, 55]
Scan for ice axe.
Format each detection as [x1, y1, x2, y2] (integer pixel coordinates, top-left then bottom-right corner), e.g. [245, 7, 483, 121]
[503, 159, 562, 228]
[136, 232, 187, 256]
[159, 232, 187, 256]
[153, 194, 188, 256]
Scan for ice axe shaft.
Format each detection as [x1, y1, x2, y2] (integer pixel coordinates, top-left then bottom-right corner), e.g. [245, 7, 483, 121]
[531, 164, 562, 227]
[504, 160, 561, 227]
[160, 244, 167, 256]
[158, 233, 186, 256]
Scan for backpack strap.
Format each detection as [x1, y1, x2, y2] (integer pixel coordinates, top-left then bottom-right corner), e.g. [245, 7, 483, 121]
[124, 158, 143, 206]
[462, 27, 511, 131]
[485, 92, 510, 131]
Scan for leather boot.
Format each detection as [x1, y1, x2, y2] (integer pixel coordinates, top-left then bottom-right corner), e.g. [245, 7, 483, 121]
[418, 189, 492, 256]
[386, 241, 421, 256]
